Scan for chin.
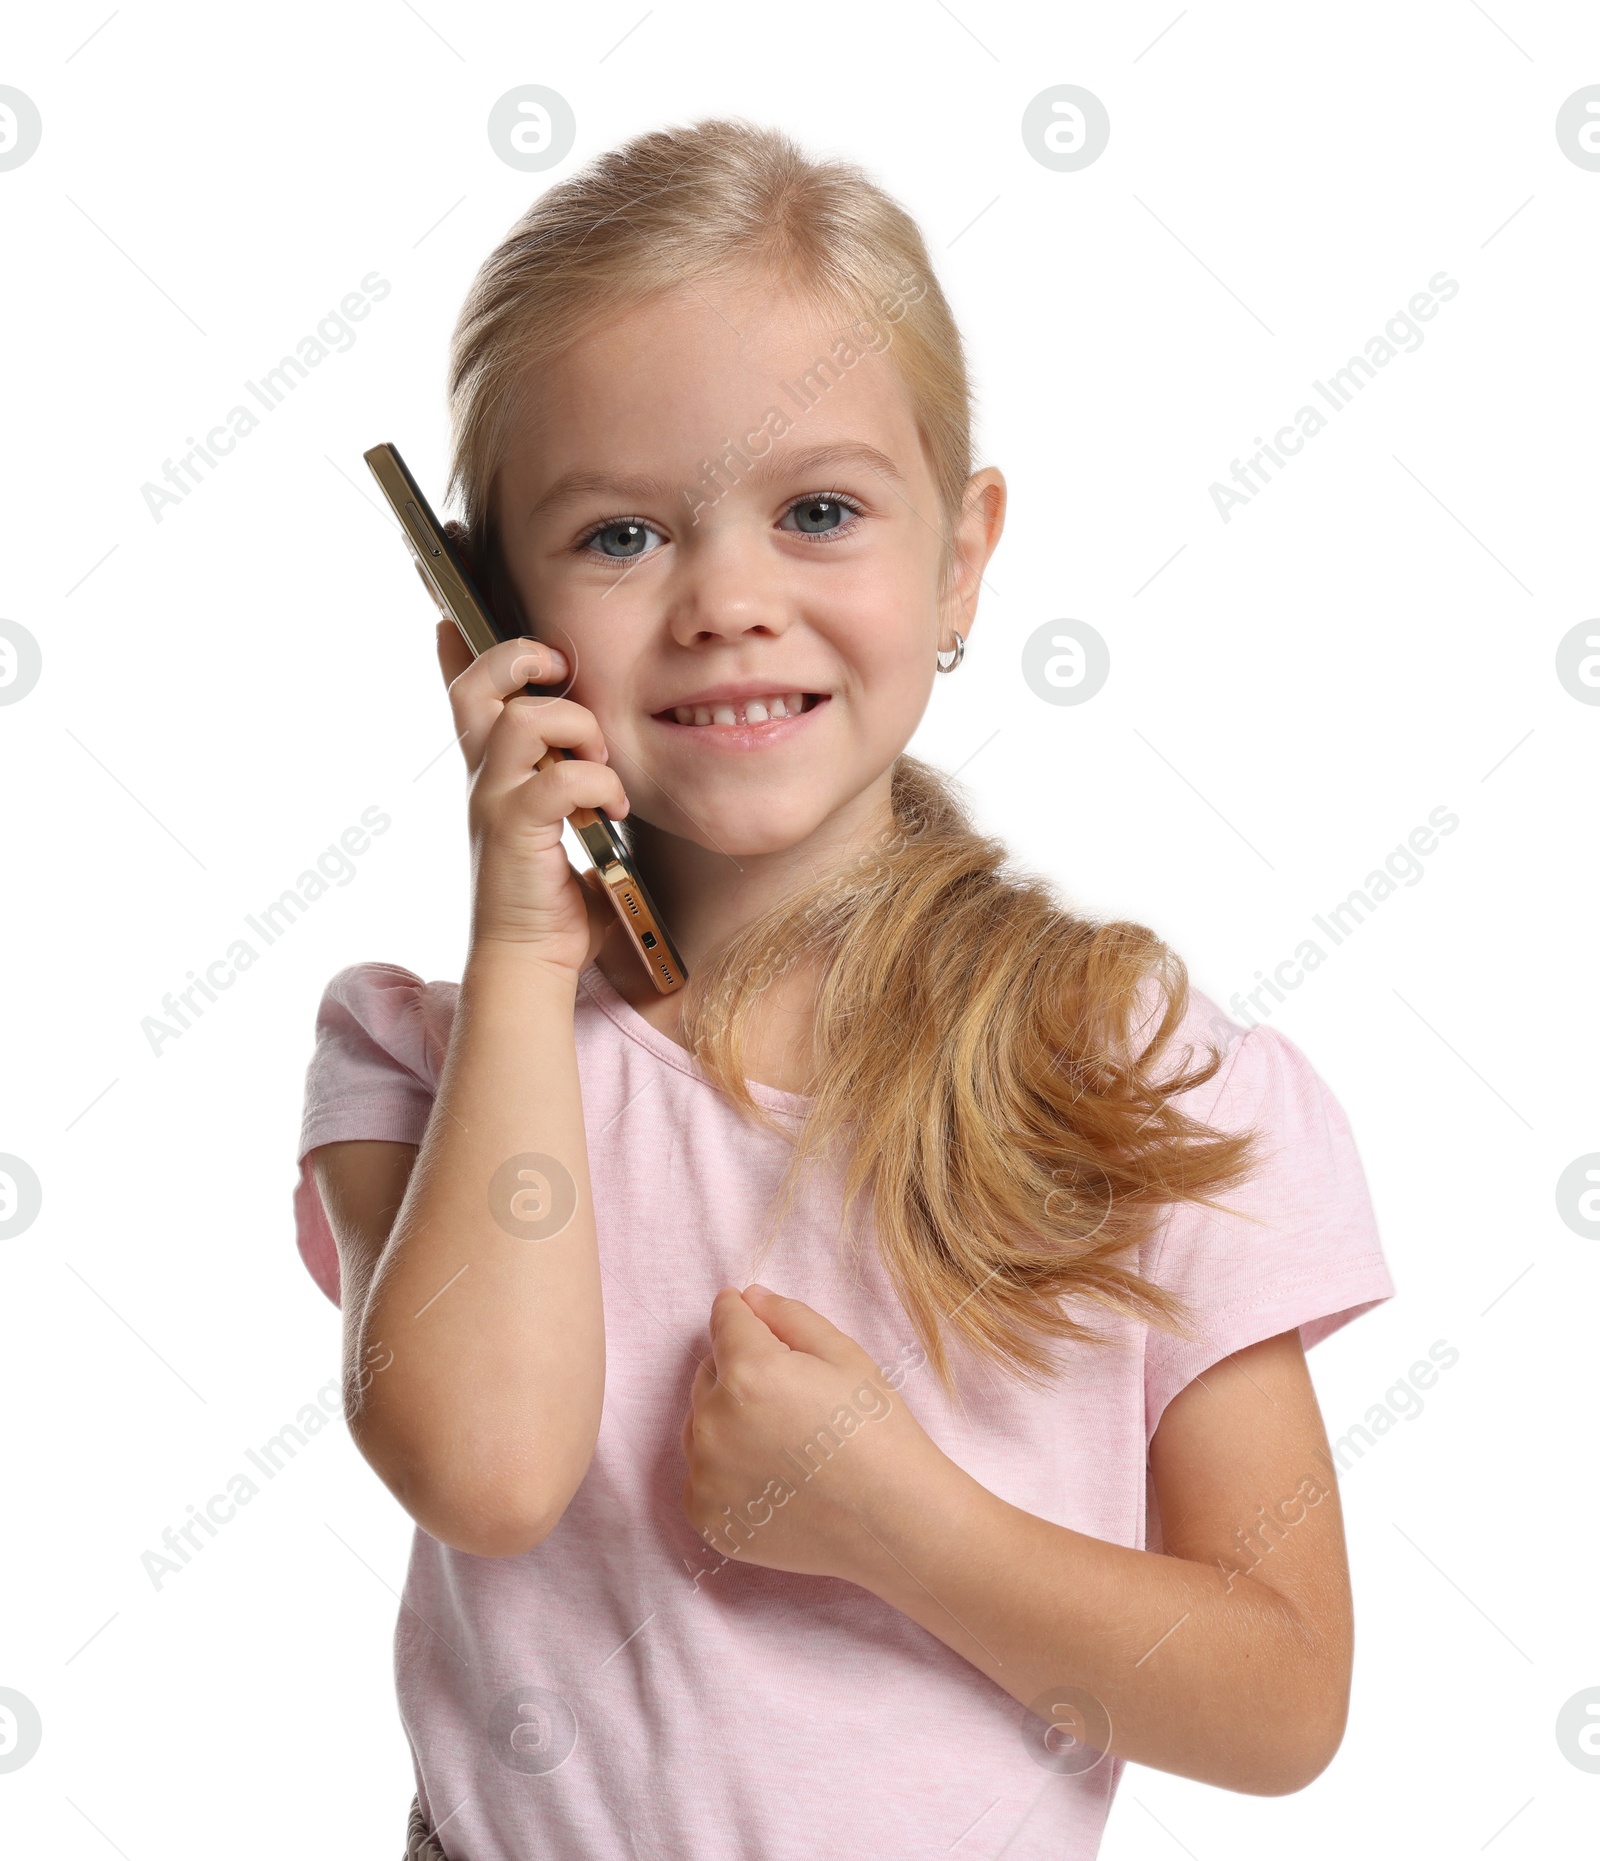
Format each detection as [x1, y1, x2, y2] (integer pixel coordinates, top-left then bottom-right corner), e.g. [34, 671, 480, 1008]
[647, 796, 836, 861]
[708, 814, 833, 860]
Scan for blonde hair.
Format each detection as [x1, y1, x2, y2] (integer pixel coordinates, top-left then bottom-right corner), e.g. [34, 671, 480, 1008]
[447, 118, 1259, 1390]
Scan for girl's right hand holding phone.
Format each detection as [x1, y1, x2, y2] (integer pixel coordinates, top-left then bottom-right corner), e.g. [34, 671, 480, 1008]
[435, 621, 631, 982]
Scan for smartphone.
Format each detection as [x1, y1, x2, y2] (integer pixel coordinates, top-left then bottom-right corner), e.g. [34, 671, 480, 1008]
[363, 441, 688, 995]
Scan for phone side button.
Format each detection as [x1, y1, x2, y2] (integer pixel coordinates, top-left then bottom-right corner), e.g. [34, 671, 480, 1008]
[403, 501, 444, 556]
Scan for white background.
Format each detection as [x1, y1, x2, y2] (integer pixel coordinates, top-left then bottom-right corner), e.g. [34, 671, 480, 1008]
[2, 2, 1596, 1855]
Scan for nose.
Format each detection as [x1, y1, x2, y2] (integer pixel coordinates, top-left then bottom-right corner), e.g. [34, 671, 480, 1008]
[664, 522, 792, 649]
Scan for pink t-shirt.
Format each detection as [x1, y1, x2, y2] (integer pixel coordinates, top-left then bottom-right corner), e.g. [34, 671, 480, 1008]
[293, 958, 1394, 1861]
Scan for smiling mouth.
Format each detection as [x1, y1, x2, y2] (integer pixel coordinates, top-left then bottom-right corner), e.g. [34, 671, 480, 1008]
[651, 692, 827, 728]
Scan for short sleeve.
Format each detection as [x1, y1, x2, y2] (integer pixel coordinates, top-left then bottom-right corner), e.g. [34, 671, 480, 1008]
[1142, 1018, 1395, 1439]
[292, 962, 452, 1307]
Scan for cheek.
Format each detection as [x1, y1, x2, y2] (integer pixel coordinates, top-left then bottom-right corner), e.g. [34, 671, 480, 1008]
[847, 605, 939, 714]
[820, 552, 936, 666]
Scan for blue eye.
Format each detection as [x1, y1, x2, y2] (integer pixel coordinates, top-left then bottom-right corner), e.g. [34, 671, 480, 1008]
[783, 494, 857, 535]
[584, 519, 660, 559]
[777, 491, 863, 535]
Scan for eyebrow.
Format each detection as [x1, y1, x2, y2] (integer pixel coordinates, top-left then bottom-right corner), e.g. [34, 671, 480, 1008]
[523, 441, 907, 524]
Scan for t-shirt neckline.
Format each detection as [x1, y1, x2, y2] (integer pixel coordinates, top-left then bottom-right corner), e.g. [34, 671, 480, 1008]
[577, 959, 814, 1117]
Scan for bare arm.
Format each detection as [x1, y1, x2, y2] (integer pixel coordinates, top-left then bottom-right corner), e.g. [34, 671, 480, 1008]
[855, 1329, 1352, 1793]
[308, 1135, 417, 1416]
[324, 951, 605, 1559]
[310, 622, 632, 1558]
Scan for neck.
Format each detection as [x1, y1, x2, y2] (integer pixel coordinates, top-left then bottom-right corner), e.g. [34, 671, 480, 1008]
[589, 773, 899, 1057]
[621, 772, 898, 976]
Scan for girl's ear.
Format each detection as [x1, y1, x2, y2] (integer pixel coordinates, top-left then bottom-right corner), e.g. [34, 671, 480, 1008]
[943, 468, 1007, 641]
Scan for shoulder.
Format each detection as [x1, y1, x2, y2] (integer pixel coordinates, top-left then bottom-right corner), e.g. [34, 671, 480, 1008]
[1139, 989, 1395, 1433]
[306, 960, 459, 1098]
[296, 963, 459, 1307]
[1128, 972, 1350, 1142]
[303, 958, 628, 1102]
[315, 958, 456, 1023]
[1124, 971, 1252, 1110]
[1168, 989, 1358, 1158]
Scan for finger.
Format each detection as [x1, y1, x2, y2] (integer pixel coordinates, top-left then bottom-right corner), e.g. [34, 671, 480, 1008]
[434, 616, 474, 687]
[708, 1283, 788, 1376]
[740, 1284, 855, 1365]
[447, 636, 580, 771]
[446, 633, 573, 706]
[490, 635, 573, 698]
[474, 698, 629, 819]
[474, 736, 631, 835]
[488, 691, 609, 760]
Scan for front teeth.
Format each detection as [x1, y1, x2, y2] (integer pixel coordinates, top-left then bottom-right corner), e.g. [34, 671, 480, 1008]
[672, 692, 809, 726]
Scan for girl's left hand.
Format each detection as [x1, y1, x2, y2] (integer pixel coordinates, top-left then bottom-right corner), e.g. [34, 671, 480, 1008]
[680, 1284, 945, 1585]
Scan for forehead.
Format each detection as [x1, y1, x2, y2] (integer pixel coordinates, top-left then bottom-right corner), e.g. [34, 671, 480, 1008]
[502, 278, 927, 490]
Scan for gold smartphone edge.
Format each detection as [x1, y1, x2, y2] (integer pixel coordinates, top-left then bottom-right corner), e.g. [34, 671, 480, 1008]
[362, 442, 689, 995]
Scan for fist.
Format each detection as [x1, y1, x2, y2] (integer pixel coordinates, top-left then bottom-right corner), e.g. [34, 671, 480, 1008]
[680, 1284, 939, 1585]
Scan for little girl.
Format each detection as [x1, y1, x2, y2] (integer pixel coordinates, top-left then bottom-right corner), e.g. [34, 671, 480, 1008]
[293, 119, 1394, 1861]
